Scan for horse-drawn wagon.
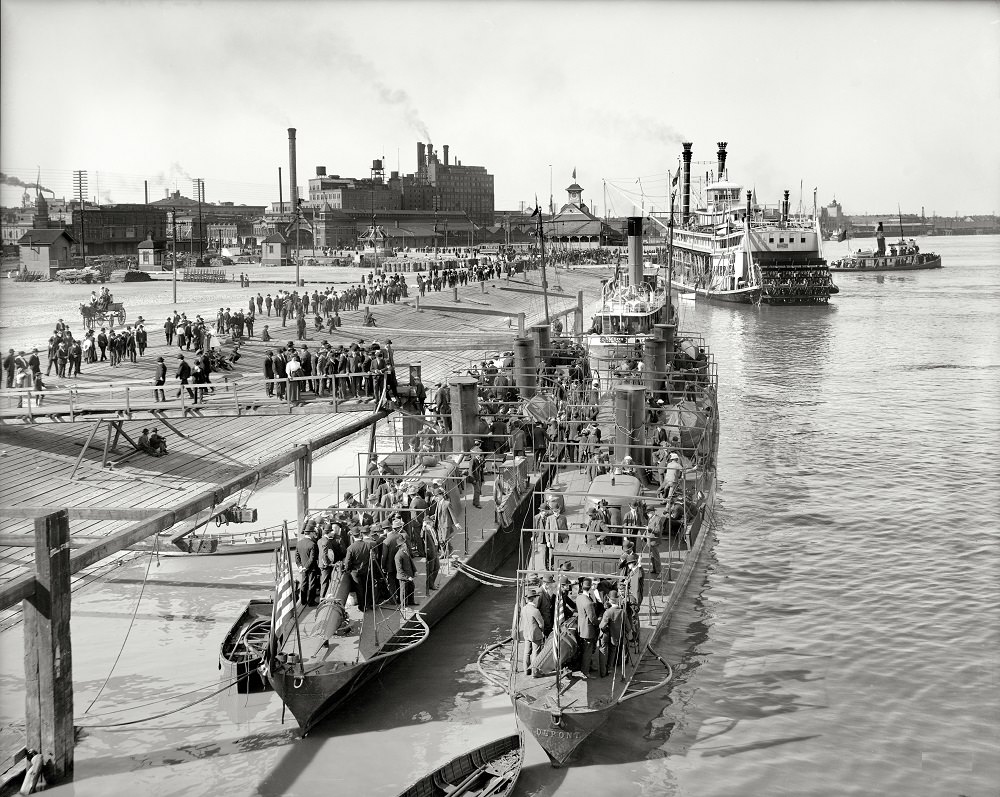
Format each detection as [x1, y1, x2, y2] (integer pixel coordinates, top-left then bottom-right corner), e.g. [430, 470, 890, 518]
[80, 301, 126, 329]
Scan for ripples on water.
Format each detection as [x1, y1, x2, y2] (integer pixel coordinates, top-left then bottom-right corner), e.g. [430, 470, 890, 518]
[3, 239, 997, 796]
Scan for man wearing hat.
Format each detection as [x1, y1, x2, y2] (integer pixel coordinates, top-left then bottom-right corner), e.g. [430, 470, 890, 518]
[295, 525, 321, 607]
[621, 552, 644, 606]
[153, 356, 167, 402]
[520, 587, 545, 677]
[575, 577, 598, 679]
[319, 522, 345, 599]
[538, 574, 557, 636]
[585, 506, 611, 546]
[394, 538, 417, 608]
[381, 516, 405, 602]
[468, 441, 485, 509]
[598, 590, 624, 678]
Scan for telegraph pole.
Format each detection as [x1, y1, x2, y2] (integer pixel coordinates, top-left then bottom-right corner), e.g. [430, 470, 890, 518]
[193, 178, 205, 263]
[171, 207, 178, 303]
[73, 171, 87, 261]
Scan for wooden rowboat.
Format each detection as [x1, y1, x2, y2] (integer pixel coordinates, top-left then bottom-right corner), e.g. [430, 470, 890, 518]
[219, 598, 272, 692]
[396, 734, 523, 797]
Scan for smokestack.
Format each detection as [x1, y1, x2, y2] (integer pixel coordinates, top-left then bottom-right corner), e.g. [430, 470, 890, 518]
[427, 142, 433, 165]
[443, 145, 449, 166]
[287, 128, 298, 215]
[782, 189, 790, 224]
[417, 142, 425, 170]
[716, 142, 728, 181]
[144, 180, 148, 205]
[278, 166, 283, 214]
[681, 143, 693, 225]
[627, 216, 643, 288]
[316, 166, 327, 177]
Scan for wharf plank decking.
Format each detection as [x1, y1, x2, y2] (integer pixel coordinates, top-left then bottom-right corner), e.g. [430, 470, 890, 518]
[0, 268, 604, 632]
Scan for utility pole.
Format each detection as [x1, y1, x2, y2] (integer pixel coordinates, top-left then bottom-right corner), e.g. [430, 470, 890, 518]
[193, 178, 205, 263]
[433, 195, 440, 262]
[537, 203, 550, 324]
[73, 171, 87, 261]
[171, 207, 178, 303]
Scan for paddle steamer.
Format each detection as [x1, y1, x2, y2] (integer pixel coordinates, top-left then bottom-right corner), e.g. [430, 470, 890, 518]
[658, 142, 838, 305]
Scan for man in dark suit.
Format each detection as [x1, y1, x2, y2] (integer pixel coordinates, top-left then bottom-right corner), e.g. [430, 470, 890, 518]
[263, 350, 275, 397]
[272, 350, 287, 400]
[344, 530, 376, 610]
[97, 328, 109, 361]
[295, 527, 321, 606]
[381, 517, 404, 603]
[598, 590, 625, 678]
[175, 354, 193, 399]
[153, 356, 167, 401]
[575, 577, 598, 679]
[394, 538, 417, 607]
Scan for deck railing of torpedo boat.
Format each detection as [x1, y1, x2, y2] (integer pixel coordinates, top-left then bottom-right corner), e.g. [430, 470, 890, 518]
[477, 335, 719, 764]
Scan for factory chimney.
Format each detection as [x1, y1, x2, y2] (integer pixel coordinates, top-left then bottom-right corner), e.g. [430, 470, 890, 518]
[627, 216, 644, 288]
[716, 142, 728, 182]
[287, 128, 298, 214]
[417, 142, 426, 171]
[681, 143, 693, 225]
[443, 144, 449, 166]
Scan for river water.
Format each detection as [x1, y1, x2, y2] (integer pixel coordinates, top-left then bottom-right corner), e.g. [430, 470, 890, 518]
[1, 236, 998, 795]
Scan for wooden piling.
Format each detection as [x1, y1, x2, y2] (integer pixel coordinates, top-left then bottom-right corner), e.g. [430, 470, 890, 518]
[23, 510, 74, 786]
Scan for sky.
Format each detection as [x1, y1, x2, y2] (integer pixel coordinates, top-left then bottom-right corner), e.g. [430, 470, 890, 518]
[2, 0, 998, 217]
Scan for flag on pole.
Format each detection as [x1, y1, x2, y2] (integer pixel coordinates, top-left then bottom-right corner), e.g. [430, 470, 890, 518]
[263, 522, 297, 673]
[572, 167, 576, 180]
[670, 166, 680, 190]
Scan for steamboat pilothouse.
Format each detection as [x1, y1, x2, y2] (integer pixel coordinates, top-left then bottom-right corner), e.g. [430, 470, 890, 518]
[656, 142, 839, 305]
[586, 217, 673, 377]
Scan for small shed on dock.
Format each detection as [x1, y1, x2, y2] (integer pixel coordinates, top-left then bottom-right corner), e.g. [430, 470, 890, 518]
[136, 236, 165, 272]
[18, 228, 76, 276]
[262, 231, 290, 267]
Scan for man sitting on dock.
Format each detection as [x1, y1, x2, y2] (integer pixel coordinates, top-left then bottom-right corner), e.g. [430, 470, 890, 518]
[136, 428, 164, 457]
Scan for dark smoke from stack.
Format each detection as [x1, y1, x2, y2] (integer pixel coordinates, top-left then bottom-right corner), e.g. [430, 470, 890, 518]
[1, 172, 54, 195]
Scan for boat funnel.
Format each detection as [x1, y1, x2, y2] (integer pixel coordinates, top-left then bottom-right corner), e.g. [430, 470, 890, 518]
[681, 143, 693, 225]
[716, 142, 728, 181]
[782, 189, 790, 224]
[627, 216, 643, 287]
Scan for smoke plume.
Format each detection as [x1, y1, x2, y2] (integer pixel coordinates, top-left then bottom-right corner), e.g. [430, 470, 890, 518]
[0, 172, 54, 195]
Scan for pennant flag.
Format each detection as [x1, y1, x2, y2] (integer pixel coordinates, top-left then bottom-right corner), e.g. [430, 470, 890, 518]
[572, 167, 577, 180]
[670, 167, 680, 190]
[263, 522, 296, 672]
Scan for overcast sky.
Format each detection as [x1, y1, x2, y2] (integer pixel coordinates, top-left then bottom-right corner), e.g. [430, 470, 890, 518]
[2, 0, 998, 216]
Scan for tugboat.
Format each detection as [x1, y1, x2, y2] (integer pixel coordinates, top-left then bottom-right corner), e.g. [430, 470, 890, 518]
[659, 142, 839, 305]
[479, 218, 720, 765]
[831, 220, 942, 272]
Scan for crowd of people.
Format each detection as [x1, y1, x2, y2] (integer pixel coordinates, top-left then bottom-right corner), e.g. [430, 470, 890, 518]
[292, 462, 475, 611]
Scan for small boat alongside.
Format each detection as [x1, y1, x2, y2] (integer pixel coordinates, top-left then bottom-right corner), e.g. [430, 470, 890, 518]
[831, 222, 941, 272]
[396, 734, 523, 797]
[220, 598, 272, 692]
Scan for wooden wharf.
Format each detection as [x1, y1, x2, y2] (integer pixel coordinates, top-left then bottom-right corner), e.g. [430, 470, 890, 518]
[0, 266, 603, 789]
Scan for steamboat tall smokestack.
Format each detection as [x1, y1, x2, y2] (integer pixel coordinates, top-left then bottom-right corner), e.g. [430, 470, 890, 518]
[627, 216, 643, 288]
[287, 128, 298, 214]
[682, 143, 693, 225]
[716, 142, 728, 181]
[782, 189, 790, 224]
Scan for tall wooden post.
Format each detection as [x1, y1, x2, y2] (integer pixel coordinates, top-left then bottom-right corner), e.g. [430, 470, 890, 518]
[24, 510, 74, 785]
[294, 446, 311, 536]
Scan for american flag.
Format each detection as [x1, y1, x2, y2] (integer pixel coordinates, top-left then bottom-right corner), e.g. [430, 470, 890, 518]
[263, 523, 296, 672]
